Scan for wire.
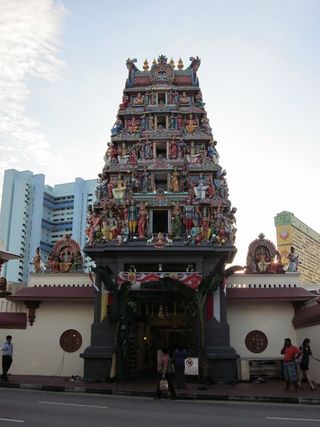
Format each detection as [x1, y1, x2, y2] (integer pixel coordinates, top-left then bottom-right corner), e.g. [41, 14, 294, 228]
[51, 351, 65, 376]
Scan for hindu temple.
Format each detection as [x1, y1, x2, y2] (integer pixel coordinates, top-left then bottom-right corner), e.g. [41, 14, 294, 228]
[82, 55, 238, 381]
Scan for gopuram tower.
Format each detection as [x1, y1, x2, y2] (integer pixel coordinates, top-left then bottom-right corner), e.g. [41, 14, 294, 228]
[82, 56, 238, 382]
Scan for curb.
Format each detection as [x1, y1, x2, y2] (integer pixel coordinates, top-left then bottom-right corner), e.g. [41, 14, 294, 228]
[1, 382, 320, 405]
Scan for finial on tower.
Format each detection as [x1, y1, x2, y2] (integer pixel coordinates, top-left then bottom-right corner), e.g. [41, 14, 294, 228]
[143, 59, 149, 71]
[177, 58, 184, 70]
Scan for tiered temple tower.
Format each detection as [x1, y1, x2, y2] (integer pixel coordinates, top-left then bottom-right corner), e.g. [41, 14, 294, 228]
[82, 56, 238, 382]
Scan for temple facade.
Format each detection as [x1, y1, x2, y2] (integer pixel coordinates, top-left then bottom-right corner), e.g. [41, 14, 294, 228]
[0, 56, 319, 384]
[1, 233, 319, 383]
[82, 55, 238, 381]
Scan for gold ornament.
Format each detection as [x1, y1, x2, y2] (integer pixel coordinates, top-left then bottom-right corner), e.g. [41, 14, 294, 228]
[143, 59, 149, 71]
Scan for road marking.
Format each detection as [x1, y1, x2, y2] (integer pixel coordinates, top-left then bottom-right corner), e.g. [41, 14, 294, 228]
[0, 418, 24, 423]
[266, 417, 320, 423]
[39, 401, 107, 409]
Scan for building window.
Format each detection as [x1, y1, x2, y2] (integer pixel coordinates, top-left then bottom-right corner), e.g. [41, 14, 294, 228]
[60, 329, 82, 353]
[245, 330, 268, 353]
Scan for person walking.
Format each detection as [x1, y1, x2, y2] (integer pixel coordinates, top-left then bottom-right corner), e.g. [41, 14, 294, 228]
[155, 348, 176, 399]
[173, 345, 188, 389]
[1, 335, 13, 382]
[281, 338, 300, 391]
[297, 338, 316, 390]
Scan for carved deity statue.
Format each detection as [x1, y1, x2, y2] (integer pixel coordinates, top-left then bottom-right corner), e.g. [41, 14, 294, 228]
[85, 211, 101, 246]
[185, 114, 197, 134]
[287, 246, 299, 272]
[32, 247, 43, 273]
[169, 137, 178, 159]
[171, 169, 180, 192]
[128, 200, 138, 238]
[133, 92, 144, 105]
[137, 203, 148, 239]
[179, 91, 189, 104]
[112, 175, 126, 201]
[119, 94, 129, 110]
[172, 204, 183, 238]
[102, 211, 118, 241]
[128, 116, 140, 133]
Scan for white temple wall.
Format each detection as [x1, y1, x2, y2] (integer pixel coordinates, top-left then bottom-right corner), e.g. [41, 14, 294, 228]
[0, 302, 94, 377]
[228, 301, 296, 358]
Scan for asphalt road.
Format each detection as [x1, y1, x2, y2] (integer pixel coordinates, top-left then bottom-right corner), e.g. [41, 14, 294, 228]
[1, 388, 320, 427]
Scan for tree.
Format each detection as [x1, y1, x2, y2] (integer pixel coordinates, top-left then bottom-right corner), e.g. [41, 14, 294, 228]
[187, 272, 221, 381]
[92, 266, 137, 380]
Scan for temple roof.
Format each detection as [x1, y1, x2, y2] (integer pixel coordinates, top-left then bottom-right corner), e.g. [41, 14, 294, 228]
[292, 300, 320, 328]
[0, 249, 22, 262]
[125, 56, 201, 88]
[227, 287, 315, 302]
[7, 285, 95, 302]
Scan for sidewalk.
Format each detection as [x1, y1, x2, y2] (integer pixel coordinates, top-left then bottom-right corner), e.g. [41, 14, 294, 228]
[1, 375, 319, 405]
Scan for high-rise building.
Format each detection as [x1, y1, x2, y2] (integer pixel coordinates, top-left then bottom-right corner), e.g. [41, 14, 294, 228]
[274, 211, 320, 284]
[0, 169, 97, 282]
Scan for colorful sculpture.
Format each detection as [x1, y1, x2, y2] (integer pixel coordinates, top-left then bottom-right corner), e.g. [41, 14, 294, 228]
[88, 56, 236, 247]
[245, 234, 284, 274]
[46, 235, 84, 273]
[32, 247, 43, 273]
[137, 203, 148, 239]
[287, 246, 299, 272]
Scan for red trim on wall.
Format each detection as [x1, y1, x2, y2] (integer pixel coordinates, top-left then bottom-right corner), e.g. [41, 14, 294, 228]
[227, 287, 314, 302]
[0, 313, 27, 329]
[293, 304, 320, 328]
[7, 285, 95, 302]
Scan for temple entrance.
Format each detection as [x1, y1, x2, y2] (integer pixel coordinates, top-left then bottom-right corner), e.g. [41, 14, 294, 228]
[127, 290, 196, 377]
[152, 210, 168, 234]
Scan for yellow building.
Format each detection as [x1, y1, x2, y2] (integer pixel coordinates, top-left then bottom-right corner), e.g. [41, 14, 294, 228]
[274, 211, 320, 284]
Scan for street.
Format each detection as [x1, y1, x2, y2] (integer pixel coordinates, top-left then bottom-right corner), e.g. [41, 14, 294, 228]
[0, 388, 320, 427]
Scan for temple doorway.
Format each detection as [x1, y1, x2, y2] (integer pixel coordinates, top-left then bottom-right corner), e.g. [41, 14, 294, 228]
[152, 210, 168, 234]
[127, 291, 196, 377]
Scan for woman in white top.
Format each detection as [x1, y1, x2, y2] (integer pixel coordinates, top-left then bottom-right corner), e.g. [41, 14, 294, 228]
[155, 348, 176, 399]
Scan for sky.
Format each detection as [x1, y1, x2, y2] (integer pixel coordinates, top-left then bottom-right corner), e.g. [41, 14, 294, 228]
[0, 0, 319, 266]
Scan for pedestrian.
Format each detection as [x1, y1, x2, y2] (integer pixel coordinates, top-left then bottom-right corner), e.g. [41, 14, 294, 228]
[297, 338, 316, 390]
[1, 335, 13, 382]
[281, 338, 300, 390]
[155, 348, 176, 399]
[173, 345, 188, 389]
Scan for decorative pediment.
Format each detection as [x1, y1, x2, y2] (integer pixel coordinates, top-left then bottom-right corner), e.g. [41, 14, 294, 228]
[47, 234, 83, 273]
[246, 233, 283, 274]
[150, 60, 175, 84]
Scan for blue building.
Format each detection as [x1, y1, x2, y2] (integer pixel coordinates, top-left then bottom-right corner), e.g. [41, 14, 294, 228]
[0, 169, 97, 282]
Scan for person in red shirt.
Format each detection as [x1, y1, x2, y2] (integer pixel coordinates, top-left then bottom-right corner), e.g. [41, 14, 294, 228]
[281, 338, 301, 390]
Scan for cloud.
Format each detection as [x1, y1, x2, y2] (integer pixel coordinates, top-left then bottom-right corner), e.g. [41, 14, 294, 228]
[0, 0, 66, 193]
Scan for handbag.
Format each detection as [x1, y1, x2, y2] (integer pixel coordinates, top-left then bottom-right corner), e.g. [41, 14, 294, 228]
[159, 376, 169, 392]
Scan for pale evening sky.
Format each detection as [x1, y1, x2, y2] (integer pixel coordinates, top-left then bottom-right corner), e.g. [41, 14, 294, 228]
[0, 0, 319, 266]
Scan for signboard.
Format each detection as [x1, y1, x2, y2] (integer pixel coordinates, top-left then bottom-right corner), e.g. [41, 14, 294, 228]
[185, 357, 199, 376]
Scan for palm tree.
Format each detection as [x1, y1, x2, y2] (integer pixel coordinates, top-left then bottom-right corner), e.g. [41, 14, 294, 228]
[92, 266, 137, 380]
